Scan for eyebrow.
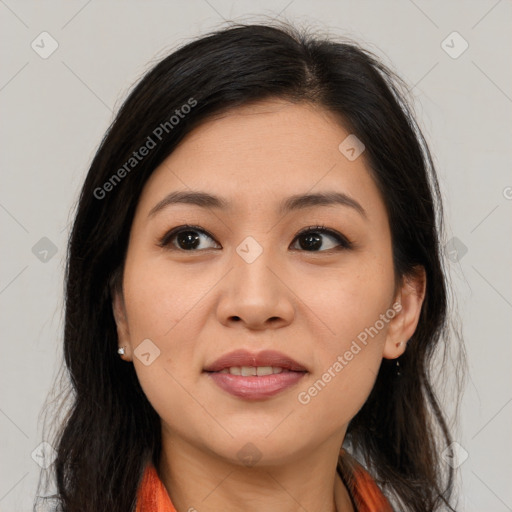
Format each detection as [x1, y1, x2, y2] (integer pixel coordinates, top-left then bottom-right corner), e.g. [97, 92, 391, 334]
[148, 190, 367, 219]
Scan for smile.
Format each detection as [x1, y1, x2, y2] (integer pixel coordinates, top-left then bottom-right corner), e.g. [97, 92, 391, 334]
[217, 366, 288, 376]
[206, 368, 307, 400]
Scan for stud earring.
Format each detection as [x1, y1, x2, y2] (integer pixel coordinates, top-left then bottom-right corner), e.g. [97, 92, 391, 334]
[117, 346, 126, 356]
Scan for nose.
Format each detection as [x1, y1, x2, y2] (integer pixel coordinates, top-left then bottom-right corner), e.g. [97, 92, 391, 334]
[215, 243, 295, 331]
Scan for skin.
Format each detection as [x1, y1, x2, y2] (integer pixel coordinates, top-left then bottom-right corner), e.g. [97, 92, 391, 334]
[113, 99, 426, 512]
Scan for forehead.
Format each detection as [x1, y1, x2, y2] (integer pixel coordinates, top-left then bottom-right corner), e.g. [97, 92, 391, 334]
[136, 99, 384, 220]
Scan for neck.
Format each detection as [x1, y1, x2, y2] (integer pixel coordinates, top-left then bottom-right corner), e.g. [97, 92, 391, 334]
[158, 430, 354, 512]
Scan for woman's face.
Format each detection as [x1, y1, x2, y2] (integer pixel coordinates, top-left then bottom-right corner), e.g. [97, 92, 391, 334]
[113, 99, 424, 466]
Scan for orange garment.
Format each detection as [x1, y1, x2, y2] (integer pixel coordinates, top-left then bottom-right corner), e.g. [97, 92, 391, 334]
[135, 448, 393, 512]
[337, 448, 394, 512]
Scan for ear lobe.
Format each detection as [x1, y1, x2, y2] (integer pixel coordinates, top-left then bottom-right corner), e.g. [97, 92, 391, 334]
[383, 266, 426, 359]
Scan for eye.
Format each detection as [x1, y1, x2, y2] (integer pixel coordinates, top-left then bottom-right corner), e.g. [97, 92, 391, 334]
[158, 224, 353, 252]
[158, 224, 220, 251]
[290, 225, 353, 252]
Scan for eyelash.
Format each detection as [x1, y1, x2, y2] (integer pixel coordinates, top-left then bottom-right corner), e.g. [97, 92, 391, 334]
[157, 224, 353, 252]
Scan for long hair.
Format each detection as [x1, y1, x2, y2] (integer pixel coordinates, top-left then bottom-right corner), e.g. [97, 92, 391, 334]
[36, 21, 465, 511]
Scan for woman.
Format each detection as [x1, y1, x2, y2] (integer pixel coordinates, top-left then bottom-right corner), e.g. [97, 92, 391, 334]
[36, 22, 463, 511]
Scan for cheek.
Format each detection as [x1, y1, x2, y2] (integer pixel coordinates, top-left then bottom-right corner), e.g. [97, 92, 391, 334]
[122, 255, 211, 339]
[121, 254, 215, 403]
[294, 286, 392, 433]
[292, 261, 395, 419]
[298, 258, 395, 349]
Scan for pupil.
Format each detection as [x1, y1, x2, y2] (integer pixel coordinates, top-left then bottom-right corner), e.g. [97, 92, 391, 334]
[178, 231, 200, 250]
[301, 233, 321, 250]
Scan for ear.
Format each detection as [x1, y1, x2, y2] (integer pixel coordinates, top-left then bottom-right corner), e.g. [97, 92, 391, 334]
[383, 266, 426, 359]
[112, 288, 132, 360]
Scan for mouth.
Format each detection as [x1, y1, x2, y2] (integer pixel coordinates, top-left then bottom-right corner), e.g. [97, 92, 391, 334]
[212, 366, 299, 376]
[203, 350, 308, 400]
[203, 349, 308, 373]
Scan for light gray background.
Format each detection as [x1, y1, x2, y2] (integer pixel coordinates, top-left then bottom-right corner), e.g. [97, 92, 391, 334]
[1, 1, 511, 510]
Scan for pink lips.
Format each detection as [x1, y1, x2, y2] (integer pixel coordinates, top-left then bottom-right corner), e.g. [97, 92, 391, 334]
[203, 349, 308, 400]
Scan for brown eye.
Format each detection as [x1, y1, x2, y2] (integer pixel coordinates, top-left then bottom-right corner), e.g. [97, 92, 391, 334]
[158, 225, 220, 251]
[158, 224, 352, 253]
[290, 226, 352, 252]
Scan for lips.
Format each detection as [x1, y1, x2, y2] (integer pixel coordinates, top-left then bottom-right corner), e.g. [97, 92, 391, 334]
[203, 349, 308, 373]
[204, 349, 308, 400]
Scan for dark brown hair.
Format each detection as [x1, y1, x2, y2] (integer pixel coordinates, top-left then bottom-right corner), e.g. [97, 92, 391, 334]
[36, 21, 465, 512]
